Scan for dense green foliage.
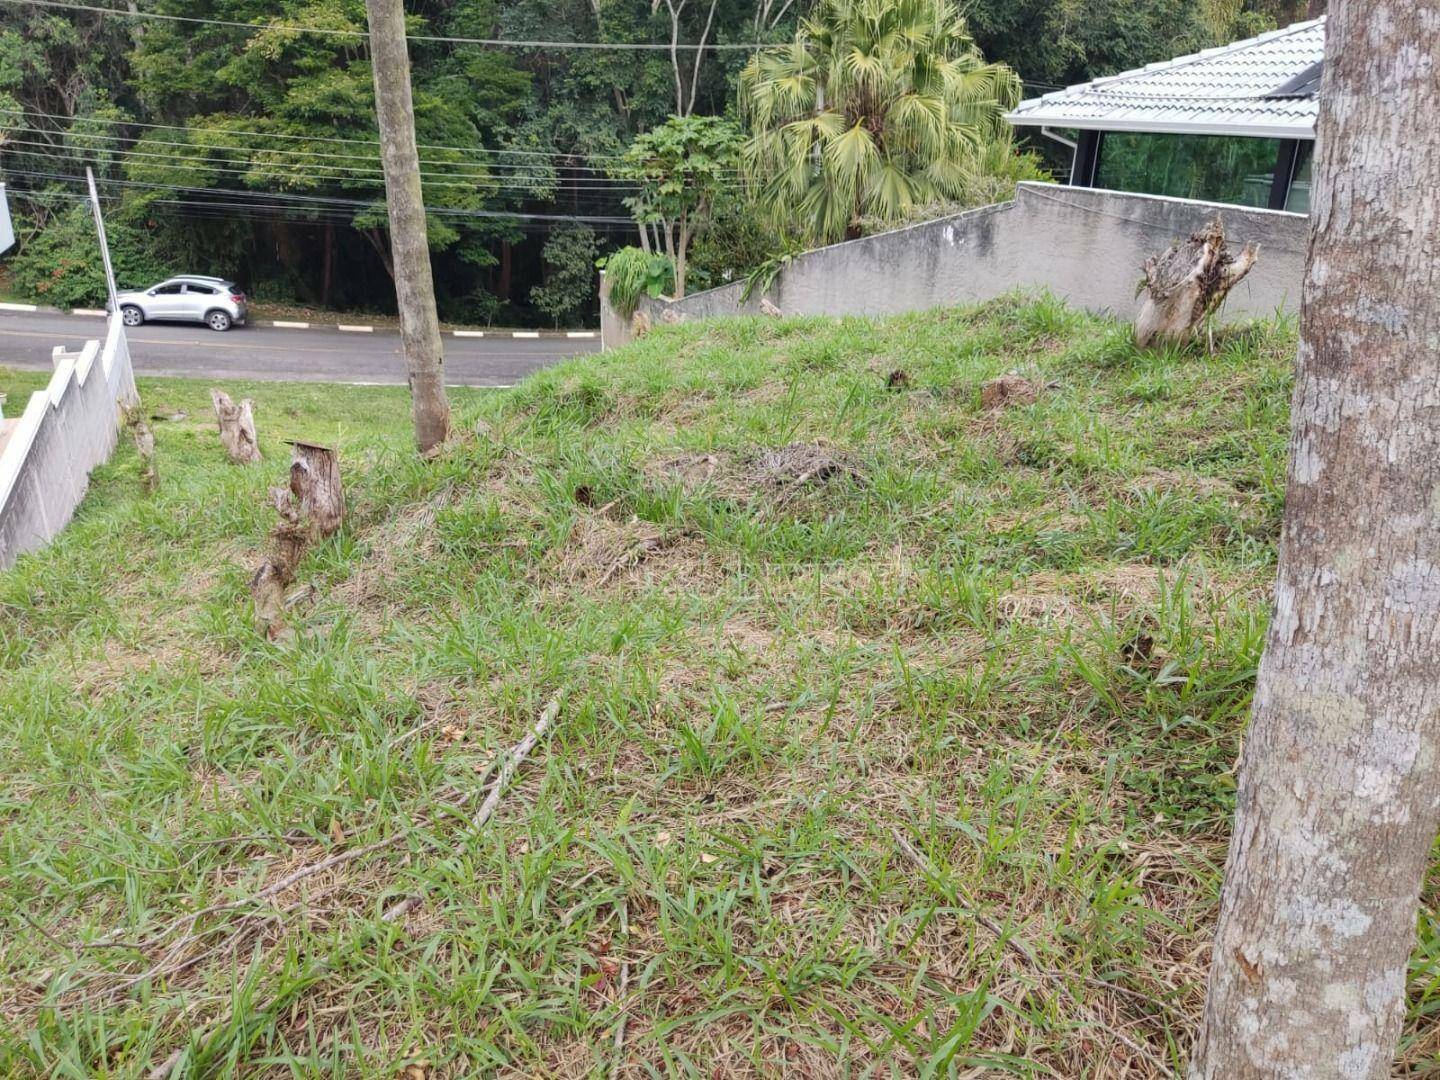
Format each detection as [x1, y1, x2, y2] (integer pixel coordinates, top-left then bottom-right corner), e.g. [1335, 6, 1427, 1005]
[611, 114, 741, 296]
[530, 223, 599, 325]
[0, 0, 1310, 322]
[741, 0, 1020, 243]
[599, 244, 675, 317]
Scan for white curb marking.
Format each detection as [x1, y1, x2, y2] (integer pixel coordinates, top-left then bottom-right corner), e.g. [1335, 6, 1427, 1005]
[566, 331, 596, 339]
[271, 320, 311, 329]
[453, 330, 486, 337]
[337, 324, 374, 333]
[511, 330, 540, 338]
[0, 302, 39, 312]
[71, 308, 107, 317]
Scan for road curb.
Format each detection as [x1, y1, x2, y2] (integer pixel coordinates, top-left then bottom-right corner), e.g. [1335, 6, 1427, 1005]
[0, 305, 597, 339]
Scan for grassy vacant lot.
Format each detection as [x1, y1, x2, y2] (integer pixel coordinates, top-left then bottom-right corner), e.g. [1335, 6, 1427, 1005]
[2, 297, 1438, 1078]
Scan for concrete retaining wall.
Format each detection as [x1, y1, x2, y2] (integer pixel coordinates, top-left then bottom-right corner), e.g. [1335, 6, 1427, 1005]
[601, 183, 1309, 346]
[0, 314, 138, 569]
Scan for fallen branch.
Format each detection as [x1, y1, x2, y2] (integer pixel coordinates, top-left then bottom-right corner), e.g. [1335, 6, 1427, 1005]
[891, 827, 1171, 1072]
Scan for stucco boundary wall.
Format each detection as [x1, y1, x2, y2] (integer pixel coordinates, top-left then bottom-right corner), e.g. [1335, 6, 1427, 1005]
[0, 314, 139, 569]
[601, 182, 1309, 348]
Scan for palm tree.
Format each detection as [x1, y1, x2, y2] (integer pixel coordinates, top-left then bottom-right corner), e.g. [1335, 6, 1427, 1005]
[739, 0, 1021, 244]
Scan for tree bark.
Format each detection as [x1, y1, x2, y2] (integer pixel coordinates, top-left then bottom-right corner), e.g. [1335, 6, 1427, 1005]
[1134, 216, 1257, 349]
[365, 0, 450, 454]
[675, 213, 690, 298]
[211, 389, 261, 464]
[249, 442, 344, 640]
[1192, 4, 1440, 1077]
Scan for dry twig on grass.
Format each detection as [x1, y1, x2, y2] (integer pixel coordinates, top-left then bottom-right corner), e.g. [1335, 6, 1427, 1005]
[135, 694, 564, 1077]
[891, 826, 1172, 1073]
[62, 694, 563, 1024]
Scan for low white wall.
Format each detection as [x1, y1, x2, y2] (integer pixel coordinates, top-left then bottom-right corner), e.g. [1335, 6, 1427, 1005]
[0, 315, 138, 569]
[601, 182, 1309, 346]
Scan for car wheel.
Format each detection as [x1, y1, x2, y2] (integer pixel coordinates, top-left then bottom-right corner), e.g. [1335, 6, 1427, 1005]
[206, 310, 233, 332]
[121, 305, 144, 327]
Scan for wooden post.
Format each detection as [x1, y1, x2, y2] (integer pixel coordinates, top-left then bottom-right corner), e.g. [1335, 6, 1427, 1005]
[249, 442, 343, 639]
[211, 389, 261, 464]
[364, 0, 450, 454]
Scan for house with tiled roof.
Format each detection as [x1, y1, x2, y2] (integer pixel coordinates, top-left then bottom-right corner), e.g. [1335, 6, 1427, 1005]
[1007, 17, 1325, 213]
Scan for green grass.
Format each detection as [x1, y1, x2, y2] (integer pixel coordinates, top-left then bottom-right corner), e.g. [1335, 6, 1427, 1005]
[2, 296, 1437, 1077]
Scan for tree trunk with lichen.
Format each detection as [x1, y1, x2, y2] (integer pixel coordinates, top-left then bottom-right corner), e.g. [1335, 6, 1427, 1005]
[250, 442, 343, 639]
[1134, 217, 1257, 348]
[1192, 4, 1440, 1076]
[211, 389, 261, 464]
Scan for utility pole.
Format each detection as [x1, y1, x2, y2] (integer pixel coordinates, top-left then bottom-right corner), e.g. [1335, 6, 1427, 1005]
[365, 0, 449, 453]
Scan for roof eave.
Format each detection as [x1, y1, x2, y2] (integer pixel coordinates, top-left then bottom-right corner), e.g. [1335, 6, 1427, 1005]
[1007, 113, 1316, 140]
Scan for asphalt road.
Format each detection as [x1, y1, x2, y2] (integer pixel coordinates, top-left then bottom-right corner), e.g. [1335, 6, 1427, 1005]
[0, 312, 600, 387]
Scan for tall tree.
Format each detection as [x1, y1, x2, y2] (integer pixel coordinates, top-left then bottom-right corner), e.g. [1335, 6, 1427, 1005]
[739, 0, 1019, 244]
[1192, 3, 1440, 1075]
[366, 0, 450, 452]
[612, 113, 739, 296]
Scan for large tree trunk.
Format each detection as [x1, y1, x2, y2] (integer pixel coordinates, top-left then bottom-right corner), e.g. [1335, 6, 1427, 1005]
[366, 0, 450, 454]
[1192, 4, 1440, 1077]
[1134, 216, 1257, 349]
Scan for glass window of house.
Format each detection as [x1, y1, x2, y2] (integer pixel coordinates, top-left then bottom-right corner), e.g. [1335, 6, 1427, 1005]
[1284, 142, 1313, 214]
[1096, 133, 1282, 208]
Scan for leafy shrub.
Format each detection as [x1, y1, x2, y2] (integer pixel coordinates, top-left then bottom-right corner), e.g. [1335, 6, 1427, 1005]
[531, 224, 598, 327]
[5, 203, 169, 308]
[598, 246, 674, 319]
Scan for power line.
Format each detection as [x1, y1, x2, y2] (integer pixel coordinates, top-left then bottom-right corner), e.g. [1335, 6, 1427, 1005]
[1, 0, 768, 50]
[0, 105, 641, 165]
[3, 167, 637, 223]
[1, 138, 644, 193]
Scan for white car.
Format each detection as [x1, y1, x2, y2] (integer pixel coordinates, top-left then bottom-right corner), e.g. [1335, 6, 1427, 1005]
[110, 275, 248, 331]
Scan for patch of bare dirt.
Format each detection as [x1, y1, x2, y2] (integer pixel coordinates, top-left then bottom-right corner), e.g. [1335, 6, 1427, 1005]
[981, 373, 1042, 410]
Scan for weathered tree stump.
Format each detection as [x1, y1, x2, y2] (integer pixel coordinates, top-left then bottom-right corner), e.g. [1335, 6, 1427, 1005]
[211, 389, 261, 464]
[288, 441, 345, 539]
[123, 406, 158, 494]
[249, 442, 343, 639]
[1134, 217, 1258, 349]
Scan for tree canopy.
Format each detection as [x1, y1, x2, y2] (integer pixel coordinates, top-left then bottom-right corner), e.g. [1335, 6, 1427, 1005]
[0, 0, 1307, 324]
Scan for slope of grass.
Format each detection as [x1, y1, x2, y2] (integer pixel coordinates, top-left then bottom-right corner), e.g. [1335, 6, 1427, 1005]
[1, 296, 1437, 1077]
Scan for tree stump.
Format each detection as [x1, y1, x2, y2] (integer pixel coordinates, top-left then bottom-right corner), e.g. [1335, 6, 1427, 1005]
[249, 442, 343, 639]
[1134, 217, 1258, 349]
[211, 389, 261, 464]
[288, 441, 345, 539]
[123, 406, 158, 494]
